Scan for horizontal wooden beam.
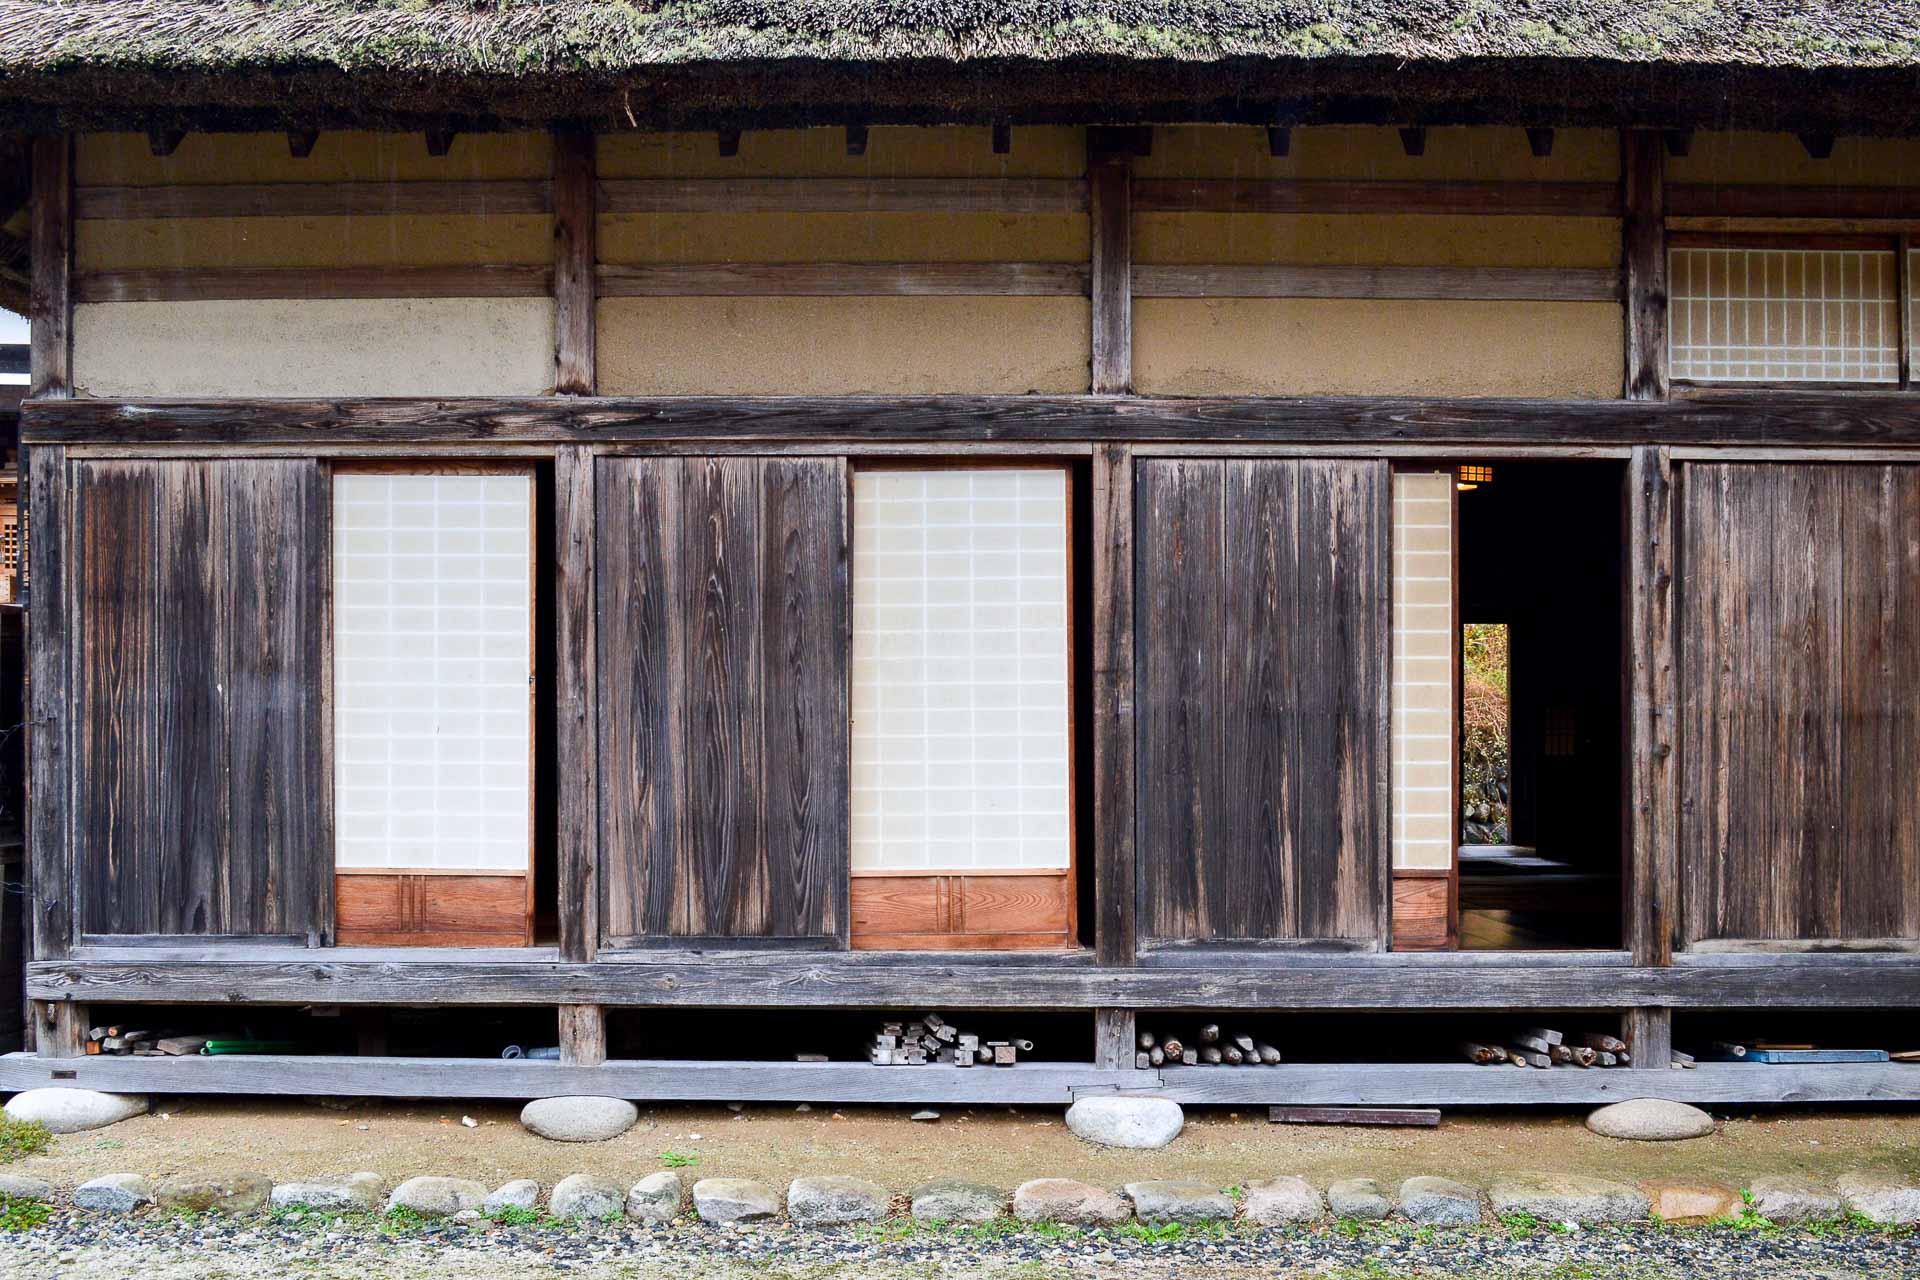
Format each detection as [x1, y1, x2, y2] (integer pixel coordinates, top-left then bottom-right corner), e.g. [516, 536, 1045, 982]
[1667, 184, 1920, 222]
[1, 1052, 1913, 1105]
[1132, 264, 1619, 302]
[27, 952, 1920, 1009]
[1132, 179, 1620, 217]
[596, 262, 1088, 297]
[24, 391, 1920, 449]
[598, 177, 1087, 214]
[74, 180, 553, 220]
[73, 266, 551, 303]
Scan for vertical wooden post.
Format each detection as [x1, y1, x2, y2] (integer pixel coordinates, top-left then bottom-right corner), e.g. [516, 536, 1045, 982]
[29, 134, 73, 400]
[555, 445, 599, 966]
[1092, 443, 1137, 967]
[1087, 132, 1134, 395]
[558, 1003, 607, 1067]
[1625, 444, 1677, 1068]
[552, 127, 597, 396]
[1094, 1009, 1137, 1071]
[1622, 130, 1668, 401]
[26, 443, 79, 1056]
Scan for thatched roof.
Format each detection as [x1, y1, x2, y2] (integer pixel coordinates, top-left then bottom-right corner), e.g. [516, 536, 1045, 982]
[0, 1, 1917, 134]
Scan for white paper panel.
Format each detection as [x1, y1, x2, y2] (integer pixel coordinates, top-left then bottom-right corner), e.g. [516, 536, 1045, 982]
[1393, 471, 1455, 872]
[333, 473, 532, 872]
[851, 468, 1072, 872]
[1670, 246, 1900, 384]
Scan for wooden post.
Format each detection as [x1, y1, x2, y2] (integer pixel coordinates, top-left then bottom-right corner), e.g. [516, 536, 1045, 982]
[555, 445, 599, 966]
[1622, 130, 1668, 401]
[552, 127, 597, 396]
[1094, 1009, 1137, 1070]
[1092, 443, 1137, 966]
[34, 1002, 85, 1060]
[29, 134, 72, 400]
[1088, 131, 1135, 395]
[1625, 444, 1677, 1068]
[558, 1004, 607, 1067]
[26, 443, 71, 986]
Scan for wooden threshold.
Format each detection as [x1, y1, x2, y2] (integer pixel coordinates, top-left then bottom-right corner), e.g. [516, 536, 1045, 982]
[3, 1053, 1915, 1106]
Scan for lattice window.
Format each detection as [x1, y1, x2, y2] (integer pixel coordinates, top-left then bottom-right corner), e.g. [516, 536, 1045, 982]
[1670, 245, 1901, 384]
[850, 467, 1072, 873]
[1392, 470, 1454, 872]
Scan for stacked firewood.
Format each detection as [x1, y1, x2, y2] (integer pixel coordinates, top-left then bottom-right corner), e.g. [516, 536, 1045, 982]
[1137, 1022, 1282, 1068]
[867, 1013, 1029, 1067]
[84, 1025, 208, 1057]
[1460, 1026, 1631, 1068]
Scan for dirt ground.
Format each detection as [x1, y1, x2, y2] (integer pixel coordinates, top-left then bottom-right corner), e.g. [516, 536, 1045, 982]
[12, 1098, 1920, 1191]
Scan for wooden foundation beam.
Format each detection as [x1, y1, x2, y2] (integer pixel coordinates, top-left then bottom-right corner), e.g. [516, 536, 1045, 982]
[558, 1004, 607, 1067]
[1093, 1009, 1136, 1070]
[1624, 1008, 1673, 1071]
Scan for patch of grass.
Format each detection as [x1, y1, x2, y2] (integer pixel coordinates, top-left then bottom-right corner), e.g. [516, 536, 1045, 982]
[1024, 1220, 1077, 1241]
[0, 1117, 50, 1165]
[1498, 1209, 1540, 1240]
[1722, 1191, 1776, 1234]
[1117, 1220, 1186, 1243]
[0, 1197, 50, 1233]
[658, 1151, 699, 1168]
[487, 1205, 542, 1227]
[1333, 1215, 1374, 1237]
[956, 1215, 1021, 1241]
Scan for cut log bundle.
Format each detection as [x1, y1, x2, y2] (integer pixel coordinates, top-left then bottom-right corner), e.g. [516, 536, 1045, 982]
[867, 1015, 1021, 1067]
[1139, 1023, 1283, 1066]
[1462, 1026, 1634, 1068]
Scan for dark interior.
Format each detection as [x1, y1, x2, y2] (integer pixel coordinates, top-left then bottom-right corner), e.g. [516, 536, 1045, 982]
[1458, 460, 1625, 950]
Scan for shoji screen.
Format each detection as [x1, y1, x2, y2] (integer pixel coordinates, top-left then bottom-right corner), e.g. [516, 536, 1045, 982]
[331, 469, 534, 945]
[848, 467, 1075, 949]
[1391, 469, 1456, 949]
[1669, 243, 1901, 384]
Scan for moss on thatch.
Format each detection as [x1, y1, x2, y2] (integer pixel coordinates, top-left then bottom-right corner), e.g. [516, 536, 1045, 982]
[0, 1, 1915, 132]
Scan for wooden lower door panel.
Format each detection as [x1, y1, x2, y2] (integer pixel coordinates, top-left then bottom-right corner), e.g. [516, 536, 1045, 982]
[335, 873, 533, 947]
[1391, 872, 1454, 951]
[851, 873, 1074, 950]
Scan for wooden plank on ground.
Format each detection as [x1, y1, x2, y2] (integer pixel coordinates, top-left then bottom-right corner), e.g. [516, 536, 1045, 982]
[1269, 1106, 1442, 1127]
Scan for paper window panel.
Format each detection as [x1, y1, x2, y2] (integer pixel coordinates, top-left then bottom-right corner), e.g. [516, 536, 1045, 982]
[1669, 245, 1901, 384]
[851, 468, 1072, 873]
[1392, 471, 1454, 872]
[333, 473, 532, 872]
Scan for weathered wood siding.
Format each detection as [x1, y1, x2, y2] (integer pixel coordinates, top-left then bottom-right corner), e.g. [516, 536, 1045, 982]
[72, 459, 328, 938]
[1134, 458, 1390, 944]
[1679, 463, 1920, 944]
[597, 456, 850, 944]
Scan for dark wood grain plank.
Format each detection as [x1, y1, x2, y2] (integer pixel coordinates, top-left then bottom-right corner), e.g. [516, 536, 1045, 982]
[555, 446, 599, 961]
[551, 129, 596, 395]
[1623, 130, 1669, 401]
[758, 457, 849, 940]
[1132, 264, 1619, 302]
[1088, 137, 1132, 394]
[73, 266, 552, 304]
[26, 445, 72, 962]
[596, 262, 1087, 297]
[597, 177, 1086, 214]
[28, 136, 72, 399]
[1627, 446, 1677, 967]
[75, 180, 553, 220]
[1132, 179, 1621, 217]
[1092, 444, 1139, 966]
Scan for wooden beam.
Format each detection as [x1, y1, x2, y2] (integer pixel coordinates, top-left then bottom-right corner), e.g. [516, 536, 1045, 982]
[1092, 444, 1137, 966]
[425, 129, 457, 158]
[845, 125, 868, 157]
[1625, 1008, 1673, 1072]
[716, 129, 740, 158]
[1525, 127, 1555, 158]
[1133, 179, 1619, 217]
[26, 444, 70, 967]
[28, 135, 72, 400]
[1798, 132, 1836, 160]
[30, 953, 1920, 1009]
[1163, 1061, 1916, 1106]
[1131, 264, 1619, 302]
[1625, 444, 1678, 1070]
[1662, 129, 1694, 158]
[1093, 1009, 1136, 1070]
[76, 180, 552, 220]
[1266, 127, 1291, 158]
[1398, 127, 1428, 157]
[1088, 134, 1133, 395]
[992, 123, 1012, 155]
[28, 392, 1920, 449]
[146, 129, 187, 158]
[31, 1003, 84, 1060]
[597, 177, 1086, 214]
[557, 1004, 607, 1067]
[286, 130, 320, 159]
[594, 262, 1088, 297]
[554, 446, 599, 964]
[72, 266, 551, 304]
[551, 128, 596, 396]
[1622, 130, 1670, 401]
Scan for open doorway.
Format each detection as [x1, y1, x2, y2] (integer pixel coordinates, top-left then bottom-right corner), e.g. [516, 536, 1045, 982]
[1455, 461, 1623, 949]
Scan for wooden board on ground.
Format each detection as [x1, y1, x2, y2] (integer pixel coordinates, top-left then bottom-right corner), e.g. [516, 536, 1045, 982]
[1269, 1106, 1441, 1127]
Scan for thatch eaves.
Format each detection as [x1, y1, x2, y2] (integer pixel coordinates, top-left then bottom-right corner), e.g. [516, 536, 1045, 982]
[0, 1, 1917, 134]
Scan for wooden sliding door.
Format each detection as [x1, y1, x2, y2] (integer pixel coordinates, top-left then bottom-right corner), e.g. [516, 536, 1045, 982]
[1134, 458, 1390, 947]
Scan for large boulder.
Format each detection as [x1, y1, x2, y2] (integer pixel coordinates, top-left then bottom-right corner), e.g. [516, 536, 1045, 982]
[909, 1179, 1005, 1223]
[1064, 1097, 1183, 1150]
[787, 1175, 887, 1226]
[549, 1173, 624, 1220]
[386, 1176, 488, 1218]
[270, 1173, 384, 1213]
[1327, 1177, 1392, 1221]
[73, 1173, 152, 1213]
[1398, 1176, 1481, 1225]
[626, 1171, 683, 1224]
[1243, 1176, 1324, 1226]
[692, 1177, 780, 1225]
[4, 1089, 148, 1134]
[1013, 1178, 1131, 1225]
[1837, 1172, 1920, 1226]
[153, 1173, 271, 1214]
[1585, 1099, 1715, 1142]
[1124, 1180, 1233, 1225]
[1489, 1173, 1649, 1224]
[1746, 1176, 1842, 1224]
[519, 1096, 639, 1143]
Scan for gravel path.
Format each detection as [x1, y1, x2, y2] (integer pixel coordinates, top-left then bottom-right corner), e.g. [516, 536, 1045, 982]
[0, 1210, 1914, 1280]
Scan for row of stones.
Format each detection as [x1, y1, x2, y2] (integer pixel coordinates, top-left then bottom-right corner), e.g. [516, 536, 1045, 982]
[4, 1167, 1916, 1228]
